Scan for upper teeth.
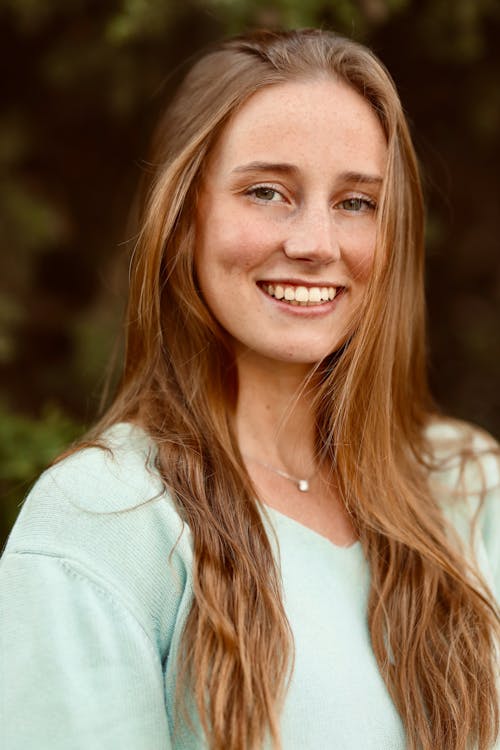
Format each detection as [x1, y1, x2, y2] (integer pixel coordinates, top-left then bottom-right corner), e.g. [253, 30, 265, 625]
[262, 284, 338, 305]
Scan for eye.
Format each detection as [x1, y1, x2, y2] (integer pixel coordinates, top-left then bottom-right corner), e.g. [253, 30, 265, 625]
[246, 185, 286, 203]
[338, 196, 377, 213]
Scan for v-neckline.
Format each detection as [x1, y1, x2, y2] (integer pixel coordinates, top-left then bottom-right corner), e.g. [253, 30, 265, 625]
[261, 502, 362, 554]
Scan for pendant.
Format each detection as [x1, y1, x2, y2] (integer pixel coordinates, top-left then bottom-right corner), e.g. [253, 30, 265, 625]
[298, 479, 309, 492]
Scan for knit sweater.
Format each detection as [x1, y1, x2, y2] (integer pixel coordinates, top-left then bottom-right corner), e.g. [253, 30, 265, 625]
[1, 421, 499, 749]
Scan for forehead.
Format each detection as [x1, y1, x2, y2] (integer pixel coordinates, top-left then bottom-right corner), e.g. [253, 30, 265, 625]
[206, 76, 387, 178]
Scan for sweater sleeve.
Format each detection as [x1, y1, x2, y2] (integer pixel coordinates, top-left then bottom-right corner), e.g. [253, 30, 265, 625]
[0, 551, 172, 750]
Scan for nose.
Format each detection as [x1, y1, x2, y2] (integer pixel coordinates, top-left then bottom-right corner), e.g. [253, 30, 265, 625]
[282, 204, 341, 264]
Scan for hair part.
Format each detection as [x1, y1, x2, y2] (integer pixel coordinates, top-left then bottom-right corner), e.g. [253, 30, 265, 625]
[87, 29, 498, 750]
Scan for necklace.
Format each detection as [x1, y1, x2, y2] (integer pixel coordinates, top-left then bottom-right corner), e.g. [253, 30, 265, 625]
[245, 456, 315, 492]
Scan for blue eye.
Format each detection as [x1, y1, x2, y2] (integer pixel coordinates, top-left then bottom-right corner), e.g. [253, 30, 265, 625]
[339, 197, 376, 212]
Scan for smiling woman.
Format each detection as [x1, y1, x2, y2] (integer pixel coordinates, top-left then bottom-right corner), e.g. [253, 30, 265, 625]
[195, 77, 385, 366]
[1, 28, 499, 750]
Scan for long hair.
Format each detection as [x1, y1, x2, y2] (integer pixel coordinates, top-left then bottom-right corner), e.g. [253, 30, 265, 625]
[90, 29, 499, 750]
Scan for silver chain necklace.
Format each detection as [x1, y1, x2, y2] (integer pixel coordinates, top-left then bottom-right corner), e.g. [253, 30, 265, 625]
[245, 456, 315, 492]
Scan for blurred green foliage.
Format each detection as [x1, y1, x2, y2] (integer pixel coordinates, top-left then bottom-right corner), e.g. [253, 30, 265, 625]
[1, 0, 500, 545]
[0, 402, 82, 544]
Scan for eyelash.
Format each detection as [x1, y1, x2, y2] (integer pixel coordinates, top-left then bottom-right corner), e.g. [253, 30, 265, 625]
[245, 184, 377, 212]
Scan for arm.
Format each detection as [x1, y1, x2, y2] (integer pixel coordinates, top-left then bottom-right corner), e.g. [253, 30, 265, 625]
[0, 551, 172, 750]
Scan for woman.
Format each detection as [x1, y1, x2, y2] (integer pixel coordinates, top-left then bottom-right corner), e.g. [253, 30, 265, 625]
[1, 28, 498, 750]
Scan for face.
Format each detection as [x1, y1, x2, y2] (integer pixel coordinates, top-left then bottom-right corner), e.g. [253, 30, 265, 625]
[195, 77, 387, 371]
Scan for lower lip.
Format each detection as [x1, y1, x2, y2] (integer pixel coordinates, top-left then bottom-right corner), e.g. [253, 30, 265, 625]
[258, 285, 345, 317]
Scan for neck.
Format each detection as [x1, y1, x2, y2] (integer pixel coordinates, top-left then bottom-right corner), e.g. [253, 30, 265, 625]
[233, 352, 319, 476]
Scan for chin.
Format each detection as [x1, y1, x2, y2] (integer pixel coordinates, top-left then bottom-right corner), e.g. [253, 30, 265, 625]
[263, 346, 341, 367]
[233, 334, 345, 368]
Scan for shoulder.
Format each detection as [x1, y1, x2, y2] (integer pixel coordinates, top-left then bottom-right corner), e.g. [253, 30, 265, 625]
[425, 417, 500, 599]
[425, 416, 500, 494]
[38, 422, 164, 511]
[2, 422, 194, 646]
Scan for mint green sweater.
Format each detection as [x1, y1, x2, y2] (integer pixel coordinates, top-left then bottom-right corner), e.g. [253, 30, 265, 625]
[1, 422, 499, 749]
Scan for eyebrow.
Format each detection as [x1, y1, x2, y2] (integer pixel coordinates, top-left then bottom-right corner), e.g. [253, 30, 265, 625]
[338, 170, 383, 186]
[231, 161, 383, 185]
[232, 161, 298, 176]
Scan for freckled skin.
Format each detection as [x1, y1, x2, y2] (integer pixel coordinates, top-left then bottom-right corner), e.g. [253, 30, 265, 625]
[195, 77, 387, 369]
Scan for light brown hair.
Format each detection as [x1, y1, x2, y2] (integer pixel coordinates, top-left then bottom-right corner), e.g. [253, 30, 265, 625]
[90, 29, 499, 750]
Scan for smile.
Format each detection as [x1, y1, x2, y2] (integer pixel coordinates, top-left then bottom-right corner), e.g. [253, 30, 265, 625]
[260, 283, 341, 306]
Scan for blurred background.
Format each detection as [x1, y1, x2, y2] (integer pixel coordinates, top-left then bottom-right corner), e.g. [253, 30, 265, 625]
[1, 0, 500, 545]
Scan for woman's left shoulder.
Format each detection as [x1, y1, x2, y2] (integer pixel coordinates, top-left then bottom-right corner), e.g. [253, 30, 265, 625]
[425, 416, 500, 493]
[425, 416, 500, 598]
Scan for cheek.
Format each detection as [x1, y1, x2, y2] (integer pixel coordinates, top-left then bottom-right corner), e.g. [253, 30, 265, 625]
[199, 215, 278, 276]
[339, 225, 377, 283]
[354, 246, 376, 282]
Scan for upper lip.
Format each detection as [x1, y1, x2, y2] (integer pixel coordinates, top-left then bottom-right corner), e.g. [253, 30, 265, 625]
[258, 279, 345, 288]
